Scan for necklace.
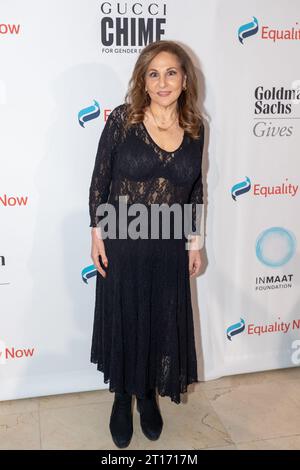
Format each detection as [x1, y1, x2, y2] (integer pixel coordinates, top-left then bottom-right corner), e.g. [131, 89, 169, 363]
[148, 106, 178, 132]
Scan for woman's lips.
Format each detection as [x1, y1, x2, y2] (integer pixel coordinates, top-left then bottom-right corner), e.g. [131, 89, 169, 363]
[157, 91, 171, 96]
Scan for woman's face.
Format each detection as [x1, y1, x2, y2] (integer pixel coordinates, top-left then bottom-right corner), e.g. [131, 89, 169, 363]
[144, 51, 187, 108]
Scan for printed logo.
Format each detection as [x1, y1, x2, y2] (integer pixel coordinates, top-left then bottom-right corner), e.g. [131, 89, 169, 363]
[238, 16, 259, 44]
[100, 2, 167, 52]
[231, 177, 251, 200]
[81, 264, 97, 284]
[227, 317, 300, 341]
[239, 17, 300, 44]
[78, 100, 100, 127]
[255, 227, 296, 267]
[226, 318, 246, 341]
[231, 177, 298, 199]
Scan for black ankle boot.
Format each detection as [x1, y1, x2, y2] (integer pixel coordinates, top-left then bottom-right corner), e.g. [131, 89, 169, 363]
[109, 391, 133, 448]
[136, 389, 163, 440]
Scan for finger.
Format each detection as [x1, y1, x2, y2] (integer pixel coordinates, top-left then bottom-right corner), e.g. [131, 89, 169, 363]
[192, 261, 201, 277]
[190, 260, 201, 277]
[189, 263, 196, 276]
[99, 250, 108, 268]
[91, 254, 107, 278]
[189, 258, 194, 274]
[97, 263, 107, 278]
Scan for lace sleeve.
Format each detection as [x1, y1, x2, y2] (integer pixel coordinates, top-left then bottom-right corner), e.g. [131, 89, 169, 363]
[89, 107, 121, 227]
[188, 122, 205, 236]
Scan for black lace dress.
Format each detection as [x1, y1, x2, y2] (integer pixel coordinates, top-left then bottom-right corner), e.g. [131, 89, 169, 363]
[89, 103, 204, 404]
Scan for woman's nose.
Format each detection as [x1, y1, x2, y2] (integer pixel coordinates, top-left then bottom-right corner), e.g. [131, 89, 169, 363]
[158, 76, 167, 88]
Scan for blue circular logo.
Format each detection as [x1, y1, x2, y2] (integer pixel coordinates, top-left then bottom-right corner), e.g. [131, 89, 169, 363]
[255, 227, 296, 267]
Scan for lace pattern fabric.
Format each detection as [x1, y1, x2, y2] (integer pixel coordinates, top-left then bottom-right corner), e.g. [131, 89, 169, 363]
[89, 103, 205, 404]
[89, 103, 204, 235]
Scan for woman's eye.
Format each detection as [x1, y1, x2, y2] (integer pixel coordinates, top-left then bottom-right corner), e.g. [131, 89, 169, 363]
[149, 70, 177, 78]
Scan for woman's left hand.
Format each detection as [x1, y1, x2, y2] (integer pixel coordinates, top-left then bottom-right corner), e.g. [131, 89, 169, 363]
[189, 249, 202, 277]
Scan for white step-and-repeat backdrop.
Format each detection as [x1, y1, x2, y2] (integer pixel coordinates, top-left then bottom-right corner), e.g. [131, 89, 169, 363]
[1, 0, 300, 401]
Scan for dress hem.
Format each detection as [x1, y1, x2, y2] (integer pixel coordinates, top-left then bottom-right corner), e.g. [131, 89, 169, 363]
[90, 359, 199, 405]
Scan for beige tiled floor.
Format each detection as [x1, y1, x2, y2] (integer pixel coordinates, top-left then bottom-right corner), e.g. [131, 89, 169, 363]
[1, 367, 300, 450]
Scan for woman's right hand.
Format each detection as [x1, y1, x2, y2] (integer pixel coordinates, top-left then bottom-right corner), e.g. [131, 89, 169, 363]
[91, 227, 108, 278]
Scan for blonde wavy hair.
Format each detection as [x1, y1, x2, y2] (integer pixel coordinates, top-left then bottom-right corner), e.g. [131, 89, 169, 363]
[123, 40, 203, 139]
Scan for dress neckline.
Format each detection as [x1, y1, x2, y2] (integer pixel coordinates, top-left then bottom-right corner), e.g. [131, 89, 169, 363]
[141, 121, 186, 154]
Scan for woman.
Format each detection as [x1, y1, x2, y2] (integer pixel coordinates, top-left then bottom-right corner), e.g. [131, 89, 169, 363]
[89, 40, 205, 448]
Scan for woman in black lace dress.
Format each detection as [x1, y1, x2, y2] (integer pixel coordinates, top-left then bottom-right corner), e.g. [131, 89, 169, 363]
[89, 40, 205, 448]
